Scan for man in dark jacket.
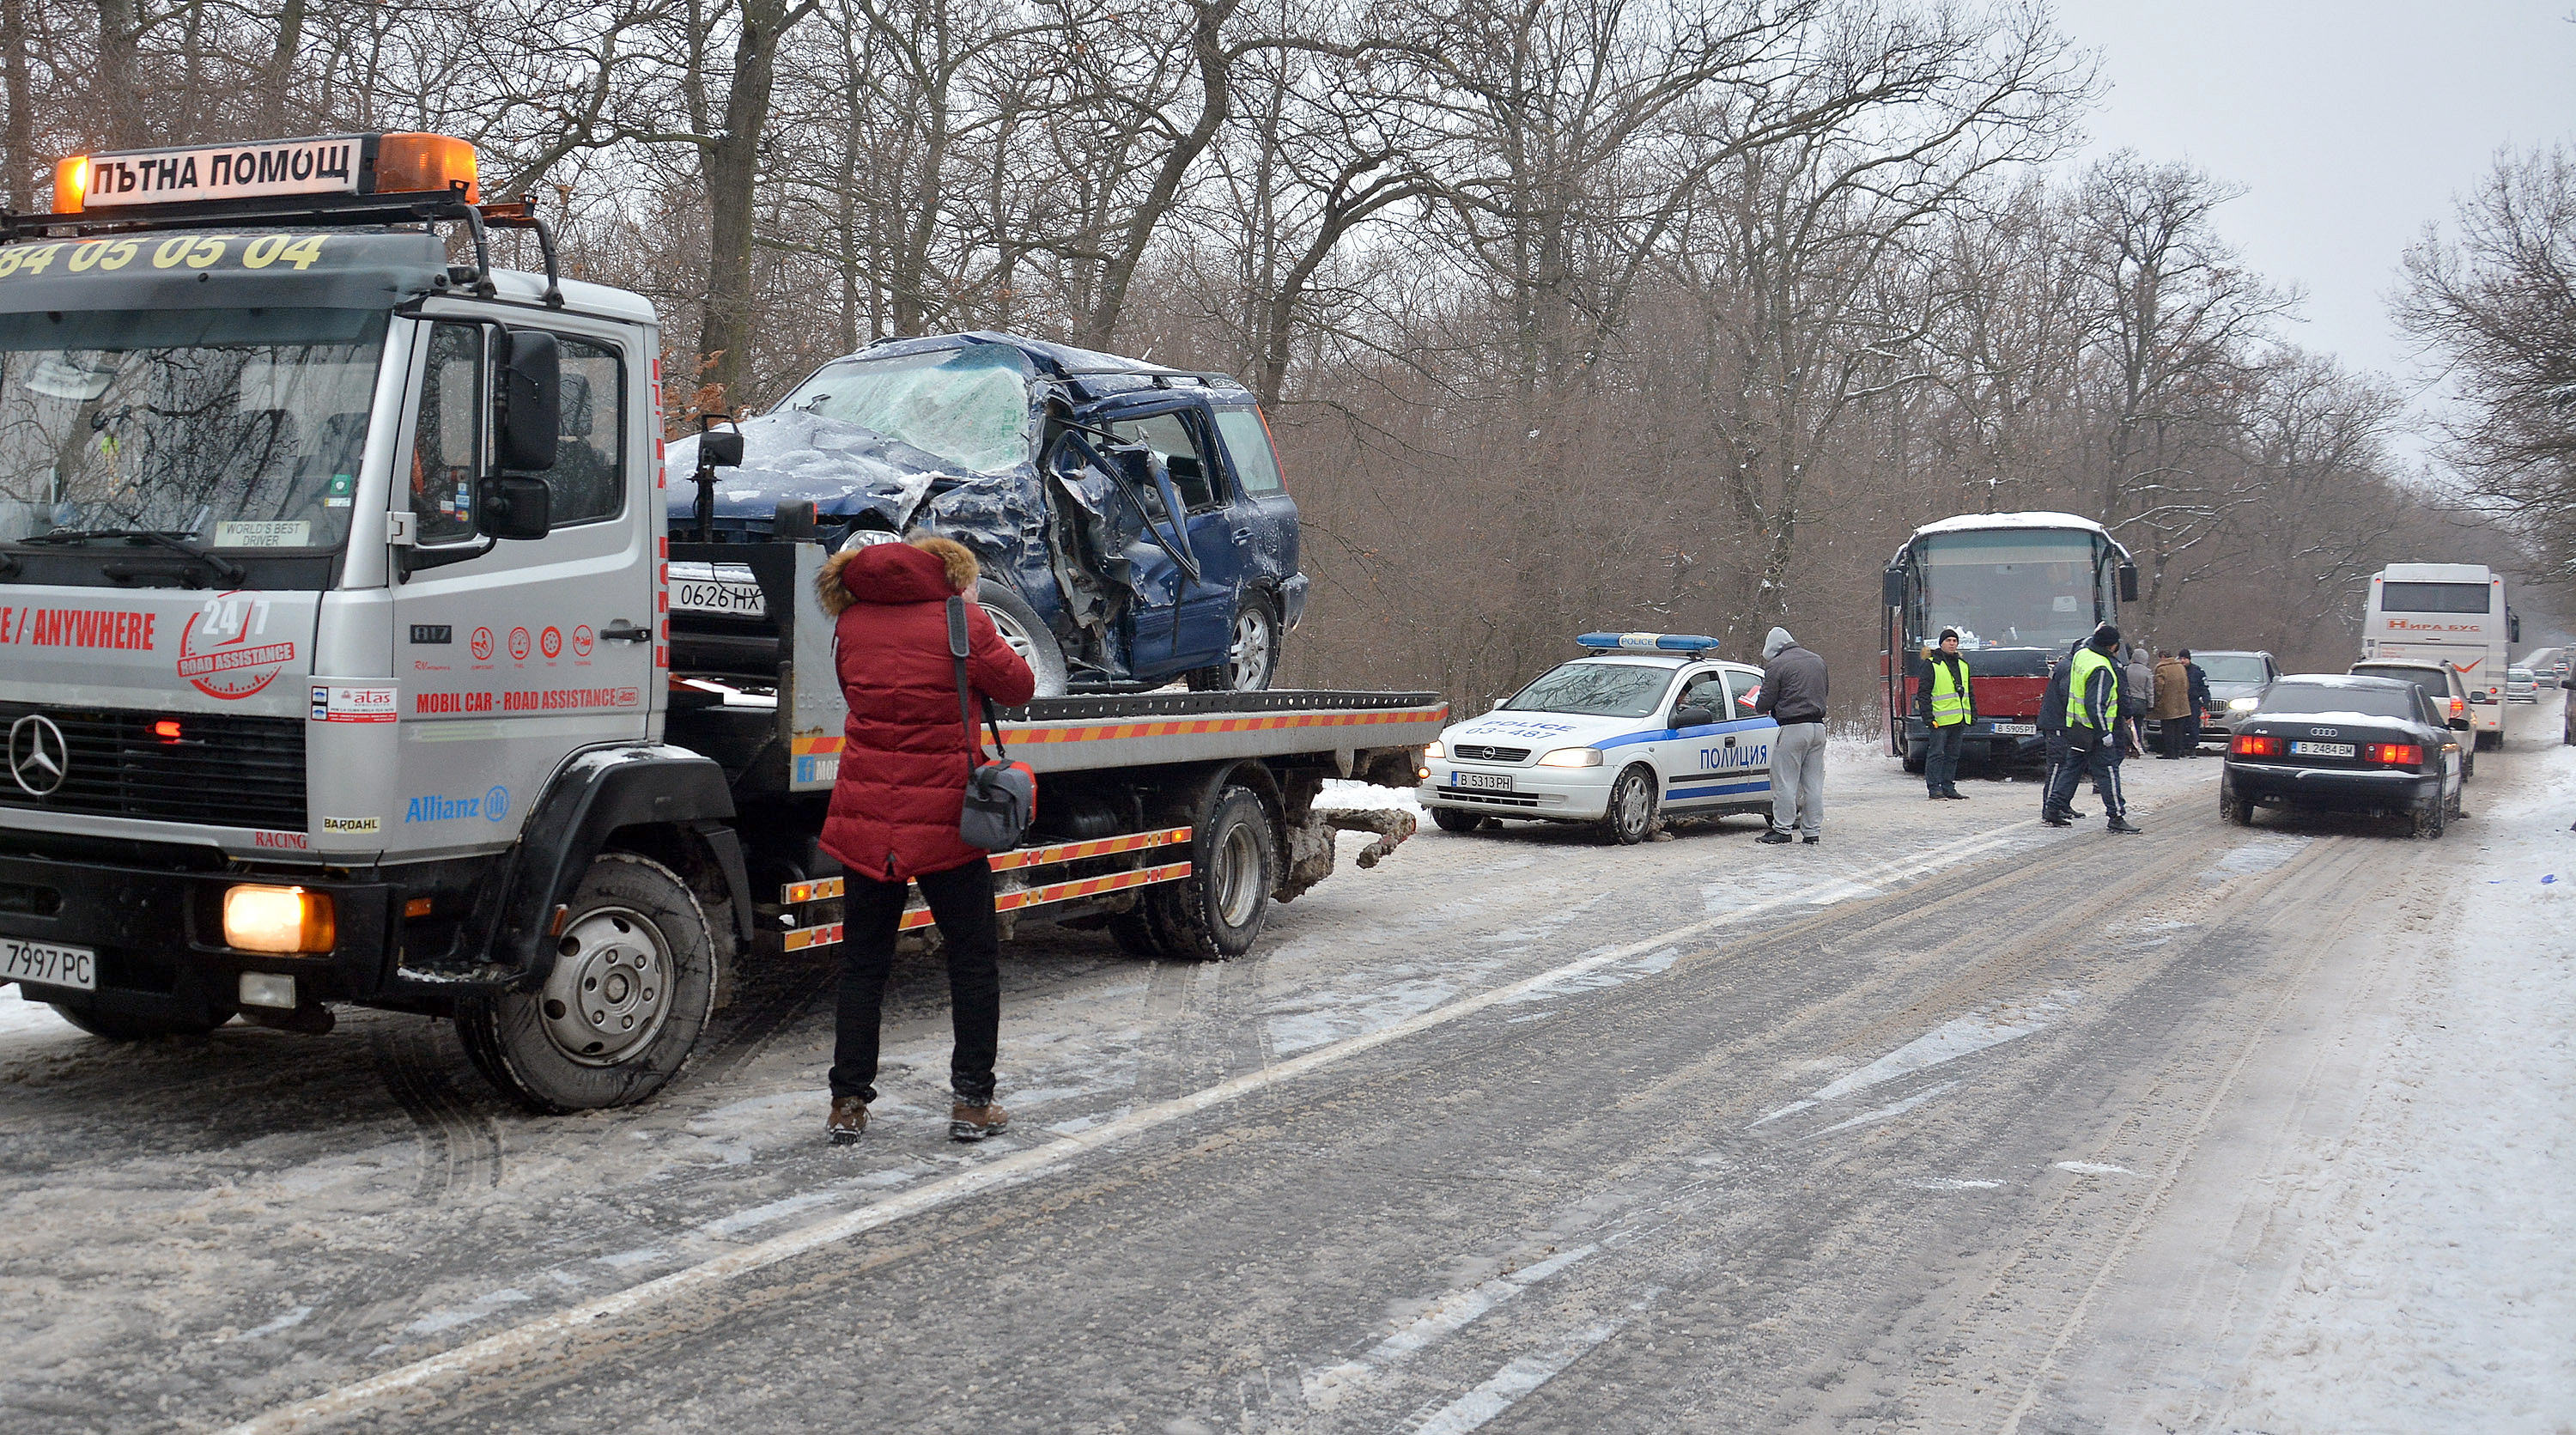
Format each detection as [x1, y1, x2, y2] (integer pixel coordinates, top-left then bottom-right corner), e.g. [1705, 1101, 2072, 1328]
[1917, 628, 1973, 800]
[816, 534, 1037, 1146]
[2180, 648, 2212, 755]
[1757, 626, 1828, 844]
[2038, 641, 2087, 822]
[2044, 623, 2142, 833]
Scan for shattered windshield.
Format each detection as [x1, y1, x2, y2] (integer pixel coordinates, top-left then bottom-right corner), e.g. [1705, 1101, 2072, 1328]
[0, 307, 386, 550]
[1503, 661, 1674, 718]
[778, 345, 1033, 476]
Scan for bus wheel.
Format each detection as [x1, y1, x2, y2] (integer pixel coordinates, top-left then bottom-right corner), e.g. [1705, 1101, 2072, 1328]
[1145, 786, 1274, 961]
[458, 853, 719, 1113]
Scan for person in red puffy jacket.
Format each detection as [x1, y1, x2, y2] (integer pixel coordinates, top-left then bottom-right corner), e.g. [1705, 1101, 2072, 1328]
[814, 534, 1036, 1146]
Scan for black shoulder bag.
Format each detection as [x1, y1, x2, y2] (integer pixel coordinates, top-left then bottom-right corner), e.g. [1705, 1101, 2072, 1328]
[949, 596, 1037, 850]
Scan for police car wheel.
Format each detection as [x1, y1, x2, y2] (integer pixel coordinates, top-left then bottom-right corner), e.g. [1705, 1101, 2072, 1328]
[978, 581, 1069, 698]
[458, 853, 720, 1113]
[1601, 766, 1658, 845]
[1144, 785, 1274, 960]
[1430, 806, 1488, 834]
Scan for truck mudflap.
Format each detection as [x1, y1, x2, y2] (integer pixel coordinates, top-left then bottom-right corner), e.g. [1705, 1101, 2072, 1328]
[482, 745, 755, 989]
[0, 850, 397, 1028]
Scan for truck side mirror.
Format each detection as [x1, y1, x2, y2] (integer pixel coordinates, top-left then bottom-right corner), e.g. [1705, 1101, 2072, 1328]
[495, 329, 561, 471]
[1881, 569, 1903, 607]
[477, 474, 552, 540]
[2118, 562, 2140, 604]
[700, 430, 745, 468]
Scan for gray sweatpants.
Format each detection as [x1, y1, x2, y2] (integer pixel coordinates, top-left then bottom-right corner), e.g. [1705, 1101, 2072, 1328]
[1771, 721, 1827, 837]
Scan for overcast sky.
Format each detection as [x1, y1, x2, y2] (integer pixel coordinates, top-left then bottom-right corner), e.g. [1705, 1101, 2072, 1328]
[2046, 0, 2575, 416]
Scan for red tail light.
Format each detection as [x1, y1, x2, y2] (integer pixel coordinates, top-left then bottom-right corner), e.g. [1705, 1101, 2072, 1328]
[2232, 733, 2283, 757]
[2365, 743, 2423, 767]
[151, 718, 183, 743]
[2449, 697, 2464, 720]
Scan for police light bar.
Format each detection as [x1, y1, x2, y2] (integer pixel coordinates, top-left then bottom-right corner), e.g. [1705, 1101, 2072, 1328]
[1576, 632, 1721, 653]
[52, 133, 478, 216]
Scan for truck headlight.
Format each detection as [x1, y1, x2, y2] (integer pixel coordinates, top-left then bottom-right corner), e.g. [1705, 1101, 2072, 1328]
[223, 885, 336, 954]
[1536, 747, 1603, 768]
[2227, 696, 2258, 712]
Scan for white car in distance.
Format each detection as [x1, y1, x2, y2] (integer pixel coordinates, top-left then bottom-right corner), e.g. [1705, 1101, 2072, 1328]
[1419, 633, 1780, 844]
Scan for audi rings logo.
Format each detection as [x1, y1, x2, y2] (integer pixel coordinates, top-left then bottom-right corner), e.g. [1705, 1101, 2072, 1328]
[2307, 727, 2341, 738]
[8, 714, 69, 797]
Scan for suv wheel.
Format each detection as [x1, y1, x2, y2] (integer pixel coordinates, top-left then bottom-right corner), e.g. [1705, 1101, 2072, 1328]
[977, 581, 1069, 697]
[1187, 598, 1279, 693]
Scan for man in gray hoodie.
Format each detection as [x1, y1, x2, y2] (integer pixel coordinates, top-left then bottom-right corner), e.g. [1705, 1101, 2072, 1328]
[1756, 626, 1828, 844]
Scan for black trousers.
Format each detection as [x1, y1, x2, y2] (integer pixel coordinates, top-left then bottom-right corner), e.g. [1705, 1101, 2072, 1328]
[2045, 733, 2125, 820]
[1924, 721, 1967, 794]
[829, 858, 1001, 1105]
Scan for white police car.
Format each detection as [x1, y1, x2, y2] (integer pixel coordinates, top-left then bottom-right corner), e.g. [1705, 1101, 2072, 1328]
[1419, 633, 1778, 843]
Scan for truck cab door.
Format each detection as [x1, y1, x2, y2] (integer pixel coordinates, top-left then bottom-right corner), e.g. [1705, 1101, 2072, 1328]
[388, 314, 654, 854]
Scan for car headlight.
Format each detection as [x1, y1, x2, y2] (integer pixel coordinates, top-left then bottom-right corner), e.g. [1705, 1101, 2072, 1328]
[2227, 696, 2258, 711]
[1536, 747, 1603, 768]
[1423, 740, 1443, 760]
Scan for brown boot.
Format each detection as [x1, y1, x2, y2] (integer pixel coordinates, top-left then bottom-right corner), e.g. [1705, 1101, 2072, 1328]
[949, 1102, 1009, 1142]
[827, 1096, 869, 1146]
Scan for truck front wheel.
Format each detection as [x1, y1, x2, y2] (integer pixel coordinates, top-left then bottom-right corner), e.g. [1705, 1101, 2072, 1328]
[459, 852, 720, 1113]
[1144, 785, 1274, 960]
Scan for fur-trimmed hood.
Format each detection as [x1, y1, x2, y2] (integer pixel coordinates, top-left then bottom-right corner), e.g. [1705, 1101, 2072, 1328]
[816, 536, 981, 617]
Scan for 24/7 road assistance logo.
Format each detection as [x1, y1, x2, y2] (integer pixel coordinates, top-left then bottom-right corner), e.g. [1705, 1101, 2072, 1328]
[177, 593, 295, 699]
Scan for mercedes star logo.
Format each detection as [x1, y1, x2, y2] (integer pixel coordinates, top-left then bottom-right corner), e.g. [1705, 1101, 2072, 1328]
[8, 714, 68, 797]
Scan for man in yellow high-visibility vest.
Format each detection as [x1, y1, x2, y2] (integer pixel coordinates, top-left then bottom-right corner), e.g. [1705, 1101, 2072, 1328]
[1917, 628, 1974, 800]
[2044, 623, 2143, 834]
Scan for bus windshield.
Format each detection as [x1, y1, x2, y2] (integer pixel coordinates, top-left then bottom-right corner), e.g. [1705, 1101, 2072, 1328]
[2380, 581, 2492, 614]
[0, 307, 387, 550]
[1911, 529, 2107, 652]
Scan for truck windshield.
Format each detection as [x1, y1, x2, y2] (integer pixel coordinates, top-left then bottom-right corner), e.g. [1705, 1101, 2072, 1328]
[779, 345, 1033, 475]
[1502, 661, 1672, 718]
[0, 307, 386, 550]
[1913, 529, 2106, 651]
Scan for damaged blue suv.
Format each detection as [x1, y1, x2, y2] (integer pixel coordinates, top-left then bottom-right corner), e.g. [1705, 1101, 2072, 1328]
[668, 331, 1305, 694]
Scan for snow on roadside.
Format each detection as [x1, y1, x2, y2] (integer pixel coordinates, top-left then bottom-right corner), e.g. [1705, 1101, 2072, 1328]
[2222, 743, 2576, 1432]
[0, 984, 72, 1041]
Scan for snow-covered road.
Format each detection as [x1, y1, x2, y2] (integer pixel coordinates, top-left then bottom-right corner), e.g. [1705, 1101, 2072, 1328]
[1, 715, 2566, 1432]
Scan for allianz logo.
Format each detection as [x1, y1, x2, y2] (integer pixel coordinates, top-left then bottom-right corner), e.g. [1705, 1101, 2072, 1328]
[404, 786, 511, 824]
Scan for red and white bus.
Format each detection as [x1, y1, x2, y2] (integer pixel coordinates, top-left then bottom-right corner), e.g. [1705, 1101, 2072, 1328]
[1881, 512, 2137, 771]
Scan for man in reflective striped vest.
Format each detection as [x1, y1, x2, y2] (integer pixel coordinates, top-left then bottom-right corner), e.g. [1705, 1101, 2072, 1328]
[1917, 628, 1974, 800]
[2044, 623, 2143, 833]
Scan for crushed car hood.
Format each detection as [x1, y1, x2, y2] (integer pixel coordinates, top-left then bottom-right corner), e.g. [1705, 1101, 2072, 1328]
[666, 411, 963, 531]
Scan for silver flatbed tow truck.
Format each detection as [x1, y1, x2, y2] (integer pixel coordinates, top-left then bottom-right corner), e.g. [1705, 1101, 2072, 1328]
[0, 131, 1440, 1112]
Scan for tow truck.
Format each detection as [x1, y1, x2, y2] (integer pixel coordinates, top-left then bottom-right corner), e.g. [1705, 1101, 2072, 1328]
[0, 133, 1441, 1112]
